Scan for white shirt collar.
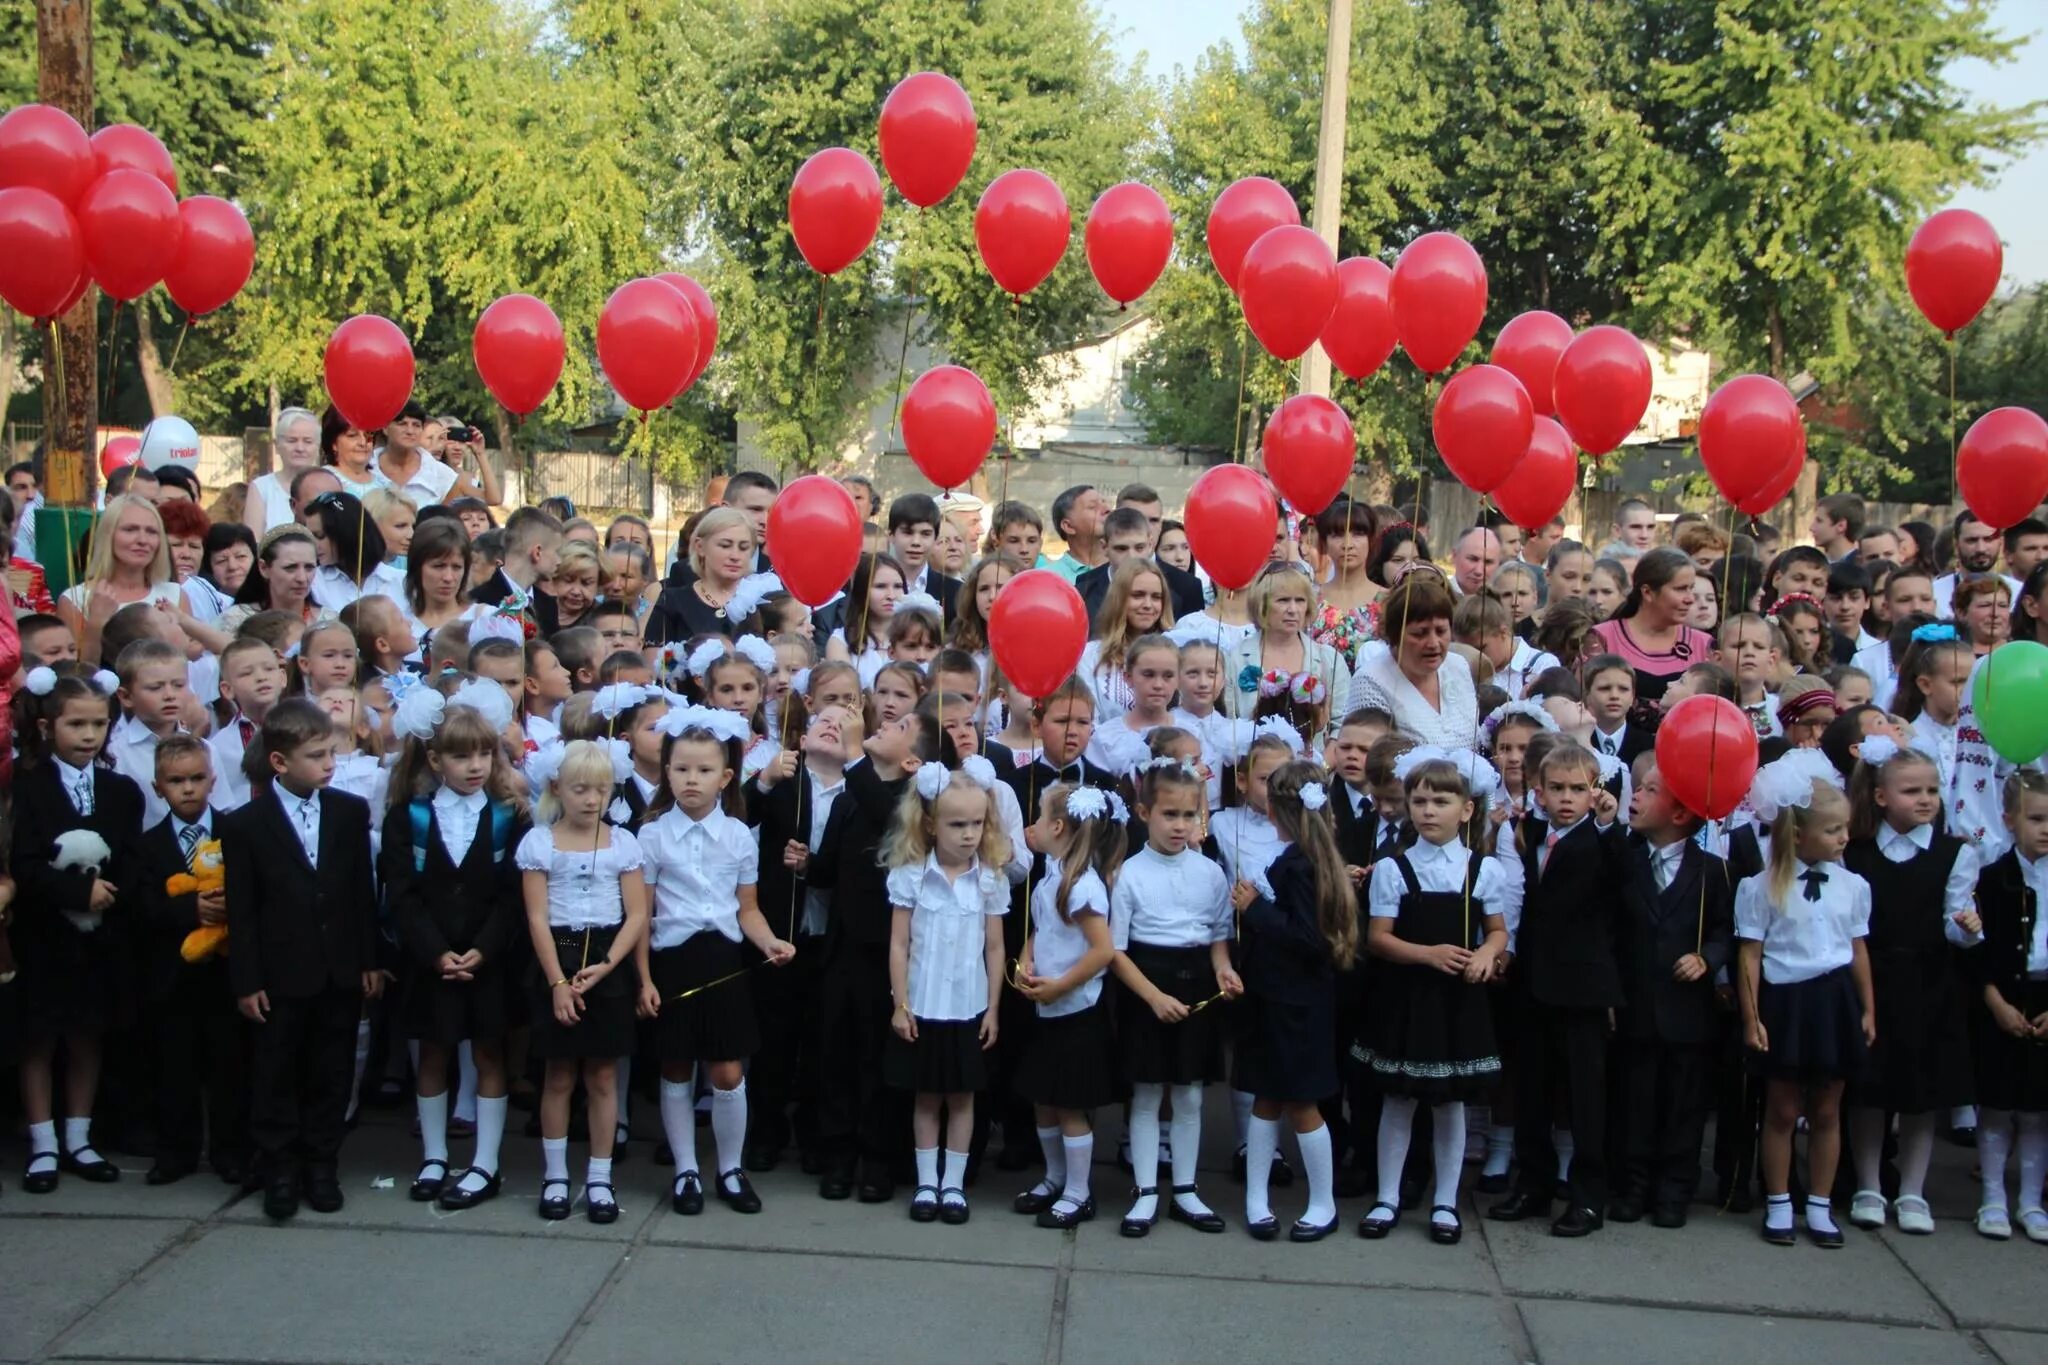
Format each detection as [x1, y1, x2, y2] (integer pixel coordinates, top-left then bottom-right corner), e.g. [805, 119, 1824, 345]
[174, 809, 213, 837]
[433, 785, 489, 814]
[53, 757, 93, 788]
[921, 852, 981, 883]
[807, 765, 847, 796]
[280, 786, 321, 812]
[665, 804, 722, 836]
[1410, 837, 1467, 866]
[1878, 822, 1934, 855]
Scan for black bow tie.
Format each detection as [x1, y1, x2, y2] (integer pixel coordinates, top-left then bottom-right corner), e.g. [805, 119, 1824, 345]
[1799, 867, 1828, 903]
[1051, 763, 1082, 783]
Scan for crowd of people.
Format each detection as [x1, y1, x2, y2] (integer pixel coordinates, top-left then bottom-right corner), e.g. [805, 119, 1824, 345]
[1, 403, 2045, 1256]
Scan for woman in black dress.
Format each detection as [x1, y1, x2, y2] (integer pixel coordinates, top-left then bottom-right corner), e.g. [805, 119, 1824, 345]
[644, 507, 754, 647]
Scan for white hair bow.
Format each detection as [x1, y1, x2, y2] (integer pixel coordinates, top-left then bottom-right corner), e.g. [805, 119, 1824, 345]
[593, 683, 652, 721]
[733, 634, 777, 674]
[914, 763, 952, 801]
[1750, 749, 1843, 822]
[726, 572, 783, 623]
[792, 667, 812, 695]
[959, 755, 998, 789]
[448, 678, 516, 733]
[1065, 786, 1109, 821]
[91, 669, 119, 696]
[1246, 715, 1307, 758]
[1856, 735, 1900, 768]
[469, 612, 525, 647]
[686, 639, 729, 681]
[603, 737, 635, 783]
[895, 590, 942, 618]
[525, 739, 566, 789]
[394, 687, 447, 741]
[23, 666, 55, 697]
[656, 703, 750, 745]
[1297, 781, 1329, 813]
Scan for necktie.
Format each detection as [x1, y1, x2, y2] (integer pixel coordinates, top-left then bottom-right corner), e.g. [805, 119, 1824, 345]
[1598, 734, 1617, 756]
[295, 797, 319, 864]
[72, 770, 94, 816]
[1376, 823, 1401, 858]
[1655, 848, 1677, 890]
[236, 716, 255, 745]
[1799, 866, 1827, 902]
[179, 823, 203, 868]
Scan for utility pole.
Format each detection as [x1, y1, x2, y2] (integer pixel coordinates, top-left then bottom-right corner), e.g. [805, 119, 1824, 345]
[1298, 0, 1352, 400]
[37, 0, 95, 510]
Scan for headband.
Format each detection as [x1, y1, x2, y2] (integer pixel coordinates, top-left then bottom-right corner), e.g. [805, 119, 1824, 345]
[1776, 687, 1836, 727]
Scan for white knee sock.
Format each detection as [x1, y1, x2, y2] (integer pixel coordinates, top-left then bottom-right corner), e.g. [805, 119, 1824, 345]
[472, 1095, 507, 1174]
[1849, 1106, 1886, 1193]
[1298, 1123, 1335, 1225]
[1245, 1114, 1280, 1224]
[542, 1136, 569, 1184]
[914, 1145, 940, 1190]
[1129, 1082, 1163, 1193]
[2017, 1112, 2048, 1216]
[1059, 1133, 1094, 1207]
[1896, 1111, 1937, 1203]
[1431, 1102, 1467, 1218]
[1034, 1124, 1066, 1195]
[455, 1040, 479, 1124]
[1552, 1125, 1575, 1180]
[1169, 1084, 1206, 1210]
[1376, 1096, 1418, 1209]
[1233, 1088, 1255, 1145]
[347, 1015, 372, 1124]
[942, 1149, 970, 1196]
[417, 1091, 450, 1165]
[1979, 1108, 2013, 1211]
[711, 1081, 748, 1182]
[661, 1075, 700, 1177]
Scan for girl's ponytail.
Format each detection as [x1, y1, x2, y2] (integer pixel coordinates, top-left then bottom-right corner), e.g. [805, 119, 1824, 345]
[1266, 760, 1358, 969]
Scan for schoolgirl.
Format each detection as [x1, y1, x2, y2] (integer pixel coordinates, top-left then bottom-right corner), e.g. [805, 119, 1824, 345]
[687, 635, 779, 781]
[1085, 632, 1181, 777]
[824, 551, 905, 687]
[1168, 638, 1232, 810]
[1893, 626, 1971, 796]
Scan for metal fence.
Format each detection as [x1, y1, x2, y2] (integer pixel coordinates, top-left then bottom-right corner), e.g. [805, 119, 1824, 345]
[524, 450, 655, 516]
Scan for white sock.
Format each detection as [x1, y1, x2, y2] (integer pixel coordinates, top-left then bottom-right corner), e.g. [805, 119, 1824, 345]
[1980, 1108, 2014, 1212]
[1232, 1088, 1255, 1145]
[915, 1145, 940, 1190]
[1033, 1124, 1066, 1195]
[417, 1091, 450, 1165]
[1431, 1103, 1467, 1219]
[2018, 1111, 2048, 1216]
[1169, 1085, 1205, 1207]
[542, 1136, 569, 1184]
[1060, 1133, 1093, 1207]
[942, 1148, 970, 1196]
[1552, 1126, 1575, 1181]
[1245, 1115, 1280, 1224]
[615, 1057, 632, 1130]
[711, 1082, 748, 1183]
[585, 1156, 615, 1206]
[1953, 1105, 1978, 1129]
[472, 1095, 508, 1174]
[454, 1040, 479, 1124]
[1896, 1112, 1937, 1203]
[1297, 1123, 1335, 1225]
[1765, 1191, 1794, 1232]
[661, 1075, 700, 1176]
[1805, 1195, 1838, 1234]
[62, 1115, 91, 1153]
[27, 1120, 56, 1157]
[1376, 1096, 1418, 1209]
[1849, 1107, 1886, 1192]
[1129, 1083, 1163, 1197]
[1483, 1121, 1513, 1178]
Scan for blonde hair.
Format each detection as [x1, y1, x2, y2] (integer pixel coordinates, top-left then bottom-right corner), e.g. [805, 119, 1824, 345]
[361, 485, 417, 531]
[553, 538, 603, 585]
[1765, 781, 1850, 906]
[879, 772, 1013, 872]
[1092, 559, 1176, 678]
[1248, 563, 1316, 633]
[536, 739, 617, 825]
[688, 507, 755, 577]
[81, 493, 171, 587]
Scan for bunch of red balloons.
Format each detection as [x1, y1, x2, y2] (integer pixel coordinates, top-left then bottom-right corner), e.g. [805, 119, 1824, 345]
[0, 104, 253, 322]
[594, 272, 719, 417]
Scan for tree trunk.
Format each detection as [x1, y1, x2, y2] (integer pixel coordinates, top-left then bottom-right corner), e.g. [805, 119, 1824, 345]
[1767, 299, 1786, 380]
[0, 310, 16, 441]
[37, 0, 95, 506]
[133, 305, 175, 417]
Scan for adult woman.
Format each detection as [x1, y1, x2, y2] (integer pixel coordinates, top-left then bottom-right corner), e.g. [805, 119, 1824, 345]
[303, 491, 399, 612]
[1369, 523, 1431, 590]
[1545, 539, 1594, 605]
[1079, 558, 1176, 717]
[644, 507, 756, 646]
[363, 487, 417, 570]
[1307, 497, 1382, 667]
[1156, 518, 1192, 574]
[449, 497, 496, 540]
[1224, 562, 1351, 723]
[936, 519, 970, 579]
[1955, 576, 2012, 657]
[245, 408, 323, 534]
[2010, 561, 2048, 646]
[605, 514, 654, 558]
[1342, 573, 1478, 747]
[160, 497, 211, 591]
[1897, 520, 1938, 576]
[1586, 547, 1714, 705]
[320, 407, 387, 497]
[186, 521, 258, 625]
[59, 494, 225, 666]
[403, 517, 480, 646]
[218, 526, 331, 636]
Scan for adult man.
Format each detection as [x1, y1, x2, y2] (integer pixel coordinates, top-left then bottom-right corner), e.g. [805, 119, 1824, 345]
[1933, 510, 2021, 618]
[1101, 483, 1205, 616]
[670, 470, 778, 586]
[1605, 499, 1658, 556]
[1857, 525, 1902, 566]
[1451, 526, 1502, 598]
[7, 460, 39, 562]
[841, 474, 880, 522]
[1075, 506, 1205, 624]
[1041, 484, 1106, 582]
[2003, 518, 2048, 583]
[1809, 493, 1865, 565]
[938, 491, 986, 552]
[1851, 566, 1937, 687]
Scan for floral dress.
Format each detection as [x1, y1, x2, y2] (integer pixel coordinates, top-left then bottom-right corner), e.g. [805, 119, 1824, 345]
[1310, 598, 1381, 668]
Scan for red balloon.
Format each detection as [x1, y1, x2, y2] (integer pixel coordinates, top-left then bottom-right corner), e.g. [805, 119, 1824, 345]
[900, 366, 996, 491]
[51, 268, 89, 320]
[0, 186, 86, 320]
[1490, 311, 1574, 417]
[77, 169, 181, 302]
[0, 104, 94, 204]
[1322, 257, 1398, 382]
[323, 315, 416, 433]
[1205, 177, 1299, 293]
[163, 195, 252, 316]
[1084, 182, 1172, 306]
[1493, 416, 1577, 531]
[1553, 324, 1652, 456]
[473, 294, 565, 417]
[1391, 232, 1486, 375]
[1906, 209, 2002, 338]
[788, 147, 883, 276]
[98, 435, 140, 479]
[597, 278, 697, 413]
[1262, 395, 1354, 516]
[767, 475, 865, 607]
[1238, 225, 1338, 362]
[655, 273, 719, 390]
[1957, 407, 2048, 531]
[989, 569, 1090, 700]
[878, 73, 977, 210]
[1183, 464, 1279, 592]
[1698, 374, 1803, 506]
[1432, 364, 1534, 495]
[1656, 696, 1759, 821]
[1735, 423, 1806, 519]
[974, 169, 1070, 297]
[91, 124, 176, 194]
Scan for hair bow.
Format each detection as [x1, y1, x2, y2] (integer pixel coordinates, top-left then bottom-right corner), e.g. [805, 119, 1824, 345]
[448, 677, 516, 733]
[686, 639, 730, 681]
[1288, 672, 1328, 707]
[656, 703, 750, 745]
[1251, 714, 1307, 757]
[732, 634, 777, 674]
[592, 683, 652, 721]
[525, 739, 566, 789]
[1257, 669, 1291, 699]
[1856, 735, 1900, 768]
[1482, 699, 1559, 746]
[1297, 780, 1329, 813]
[91, 668, 119, 696]
[1909, 623, 1957, 645]
[959, 755, 998, 789]
[726, 572, 783, 623]
[792, 667, 812, 695]
[23, 665, 55, 697]
[914, 763, 952, 801]
[395, 687, 447, 741]
[1750, 749, 1842, 821]
[604, 737, 635, 783]
[1064, 786, 1109, 821]
[468, 612, 525, 647]
[895, 591, 942, 618]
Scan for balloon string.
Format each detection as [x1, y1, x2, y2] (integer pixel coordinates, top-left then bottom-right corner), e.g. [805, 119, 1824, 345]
[1699, 707, 1719, 957]
[786, 697, 803, 942]
[167, 317, 192, 377]
[1230, 320, 1249, 462]
[101, 301, 122, 422]
[1721, 501, 1736, 621]
[886, 215, 921, 445]
[1948, 336, 1959, 512]
[47, 320, 64, 456]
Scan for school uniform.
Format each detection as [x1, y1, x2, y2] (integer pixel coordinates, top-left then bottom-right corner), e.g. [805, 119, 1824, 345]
[9, 760, 145, 1040]
[515, 825, 642, 1059]
[1734, 861, 1873, 1083]
[1228, 843, 1337, 1103]
[1909, 712, 1960, 797]
[1168, 707, 1235, 811]
[1588, 721, 1652, 770]
[1843, 827, 1980, 1113]
[1613, 838, 1733, 1212]
[470, 567, 559, 635]
[883, 855, 1009, 1093]
[1016, 858, 1119, 1110]
[638, 804, 762, 1062]
[1325, 786, 1403, 1170]
[222, 784, 377, 1174]
[206, 714, 258, 812]
[106, 715, 188, 831]
[382, 787, 529, 1045]
[137, 809, 251, 1177]
[1713, 824, 1769, 1204]
[609, 770, 660, 832]
[1110, 845, 1231, 1084]
[1966, 851, 2048, 1113]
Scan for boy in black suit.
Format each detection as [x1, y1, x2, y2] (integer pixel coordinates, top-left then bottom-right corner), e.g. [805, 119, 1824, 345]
[886, 493, 960, 618]
[1489, 742, 1628, 1237]
[1583, 655, 1652, 767]
[138, 736, 250, 1186]
[224, 699, 382, 1221]
[1611, 757, 1733, 1228]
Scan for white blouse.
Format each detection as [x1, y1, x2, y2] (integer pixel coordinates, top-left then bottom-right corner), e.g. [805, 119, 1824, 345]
[639, 805, 759, 948]
[1734, 862, 1871, 985]
[1029, 858, 1110, 1018]
[1909, 712, 1960, 804]
[885, 855, 1007, 1021]
[1211, 806, 1285, 891]
[432, 785, 489, 864]
[1077, 640, 1137, 718]
[516, 824, 645, 931]
[1084, 714, 1159, 778]
[311, 560, 407, 613]
[1368, 836, 1511, 921]
[1344, 648, 1480, 749]
[1498, 638, 1561, 702]
[1169, 706, 1234, 811]
[1110, 844, 1230, 950]
[2021, 854, 2048, 975]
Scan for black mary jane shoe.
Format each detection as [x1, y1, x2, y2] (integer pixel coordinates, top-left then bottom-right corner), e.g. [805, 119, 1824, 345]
[1120, 1186, 1160, 1238]
[717, 1168, 763, 1214]
[1760, 1217, 1797, 1246]
[409, 1158, 450, 1202]
[1290, 1214, 1340, 1243]
[909, 1185, 941, 1223]
[1246, 1215, 1280, 1242]
[437, 1167, 502, 1211]
[21, 1154, 59, 1195]
[1357, 1201, 1400, 1240]
[585, 1183, 619, 1225]
[939, 1193, 970, 1226]
[539, 1179, 572, 1221]
[60, 1147, 120, 1183]
[672, 1171, 705, 1215]
[1806, 1219, 1845, 1249]
[1429, 1205, 1463, 1246]
[1036, 1195, 1095, 1230]
[1013, 1182, 1059, 1216]
[1167, 1185, 1226, 1234]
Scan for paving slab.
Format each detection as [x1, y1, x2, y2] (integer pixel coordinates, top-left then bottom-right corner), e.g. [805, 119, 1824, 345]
[1880, 1224, 2048, 1331]
[0, 1217, 186, 1362]
[55, 1224, 620, 1364]
[1981, 1329, 2048, 1364]
[0, 1140, 244, 1222]
[1518, 1300, 1983, 1365]
[562, 1246, 1056, 1364]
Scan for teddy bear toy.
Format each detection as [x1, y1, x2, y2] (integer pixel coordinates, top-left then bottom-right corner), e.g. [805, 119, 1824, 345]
[53, 829, 114, 935]
[169, 838, 228, 963]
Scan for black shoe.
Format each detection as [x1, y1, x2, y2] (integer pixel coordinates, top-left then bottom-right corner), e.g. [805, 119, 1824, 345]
[539, 1179, 572, 1221]
[1806, 1218, 1845, 1249]
[1475, 1169, 1511, 1195]
[671, 1171, 705, 1215]
[742, 1143, 780, 1173]
[437, 1168, 500, 1211]
[1167, 1185, 1226, 1233]
[939, 1192, 971, 1225]
[1550, 1204, 1602, 1237]
[409, 1158, 451, 1202]
[21, 1154, 58, 1195]
[1120, 1186, 1159, 1238]
[1761, 1216, 1796, 1246]
[1036, 1195, 1094, 1229]
[1650, 1203, 1688, 1229]
[146, 1159, 197, 1187]
[818, 1163, 854, 1201]
[1247, 1215, 1280, 1241]
[910, 1185, 941, 1223]
[855, 1162, 894, 1204]
[212, 1158, 249, 1188]
[799, 1149, 828, 1177]
[1607, 1194, 1646, 1224]
[60, 1147, 120, 1183]
[1487, 1190, 1551, 1222]
[1429, 1205, 1463, 1245]
[304, 1165, 344, 1213]
[1358, 1201, 1400, 1239]
[585, 1183, 619, 1225]
[717, 1168, 762, 1214]
[263, 1169, 300, 1220]
[1290, 1213, 1340, 1242]
[1013, 1182, 1059, 1215]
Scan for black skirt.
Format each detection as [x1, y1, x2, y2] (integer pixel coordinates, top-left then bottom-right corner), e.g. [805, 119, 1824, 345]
[1750, 966, 1870, 1084]
[1016, 999, 1119, 1111]
[528, 924, 636, 1061]
[1233, 982, 1338, 1103]
[1848, 945, 1973, 1112]
[648, 931, 760, 1063]
[1970, 977, 2048, 1112]
[1354, 961, 1502, 1103]
[1115, 942, 1228, 1085]
[885, 1015, 989, 1094]
[400, 952, 511, 1045]
[13, 914, 136, 1040]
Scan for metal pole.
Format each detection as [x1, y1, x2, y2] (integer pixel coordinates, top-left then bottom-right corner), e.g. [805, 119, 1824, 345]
[1298, 0, 1352, 401]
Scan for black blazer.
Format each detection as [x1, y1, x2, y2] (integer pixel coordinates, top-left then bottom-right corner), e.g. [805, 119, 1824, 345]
[381, 797, 529, 971]
[1970, 850, 2040, 999]
[746, 765, 851, 942]
[1516, 815, 1631, 1010]
[812, 759, 907, 955]
[1239, 844, 1335, 1006]
[224, 786, 377, 999]
[136, 815, 217, 1001]
[1076, 557, 1205, 629]
[1331, 787, 1380, 868]
[469, 566, 559, 636]
[9, 761, 144, 963]
[1616, 837, 1734, 1045]
[1591, 723, 1653, 770]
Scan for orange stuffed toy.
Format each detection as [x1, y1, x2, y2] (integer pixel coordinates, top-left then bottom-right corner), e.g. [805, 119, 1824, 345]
[169, 838, 228, 963]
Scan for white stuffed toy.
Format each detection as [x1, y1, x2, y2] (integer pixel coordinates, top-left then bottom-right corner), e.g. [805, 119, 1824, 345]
[53, 829, 113, 935]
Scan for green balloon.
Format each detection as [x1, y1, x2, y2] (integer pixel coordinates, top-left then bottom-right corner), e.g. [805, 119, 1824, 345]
[1978, 641, 2048, 765]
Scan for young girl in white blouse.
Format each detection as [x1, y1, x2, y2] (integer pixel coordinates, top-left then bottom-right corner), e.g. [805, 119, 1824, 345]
[1085, 633, 1180, 777]
[1736, 752, 1877, 1249]
[1012, 783, 1129, 1229]
[1169, 639, 1232, 810]
[882, 759, 1012, 1225]
[634, 706, 795, 1218]
[1109, 758, 1240, 1236]
[519, 740, 649, 1223]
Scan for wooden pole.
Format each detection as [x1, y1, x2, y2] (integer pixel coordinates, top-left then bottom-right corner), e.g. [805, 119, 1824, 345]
[1297, 0, 1352, 401]
[37, 0, 96, 508]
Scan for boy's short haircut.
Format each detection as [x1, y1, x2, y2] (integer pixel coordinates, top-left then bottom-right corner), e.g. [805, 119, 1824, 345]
[17, 612, 66, 645]
[472, 528, 507, 565]
[502, 506, 564, 556]
[99, 603, 164, 670]
[1526, 665, 1583, 701]
[1117, 483, 1161, 507]
[1884, 565, 1934, 595]
[1674, 521, 1729, 558]
[1339, 706, 1395, 734]
[1473, 682, 1508, 717]
[236, 609, 303, 652]
[154, 732, 212, 774]
[1451, 592, 1511, 638]
[597, 648, 649, 683]
[588, 598, 638, 627]
[1827, 560, 1872, 596]
[243, 697, 336, 790]
[725, 470, 779, 503]
[1769, 544, 1830, 582]
[1680, 660, 1738, 701]
[1579, 652, 1633, 687]
[1032, 674, 1096, 720]
[220, 634, 279, 672]
[887, 492, 942, 534]
[467, 637, 522, 672]
[1536, 741, 1601, 784]
[992, 499, 1043, 534]
[550, 626, 602, 679]
[431, 621, 472, 670]
[1103, 506, 1150, 540]
[114, 637, 184, 687]
[1824, 663, 1871, 690]
[933, 648, 979, 682]
[1364, 732, 1418, 787]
